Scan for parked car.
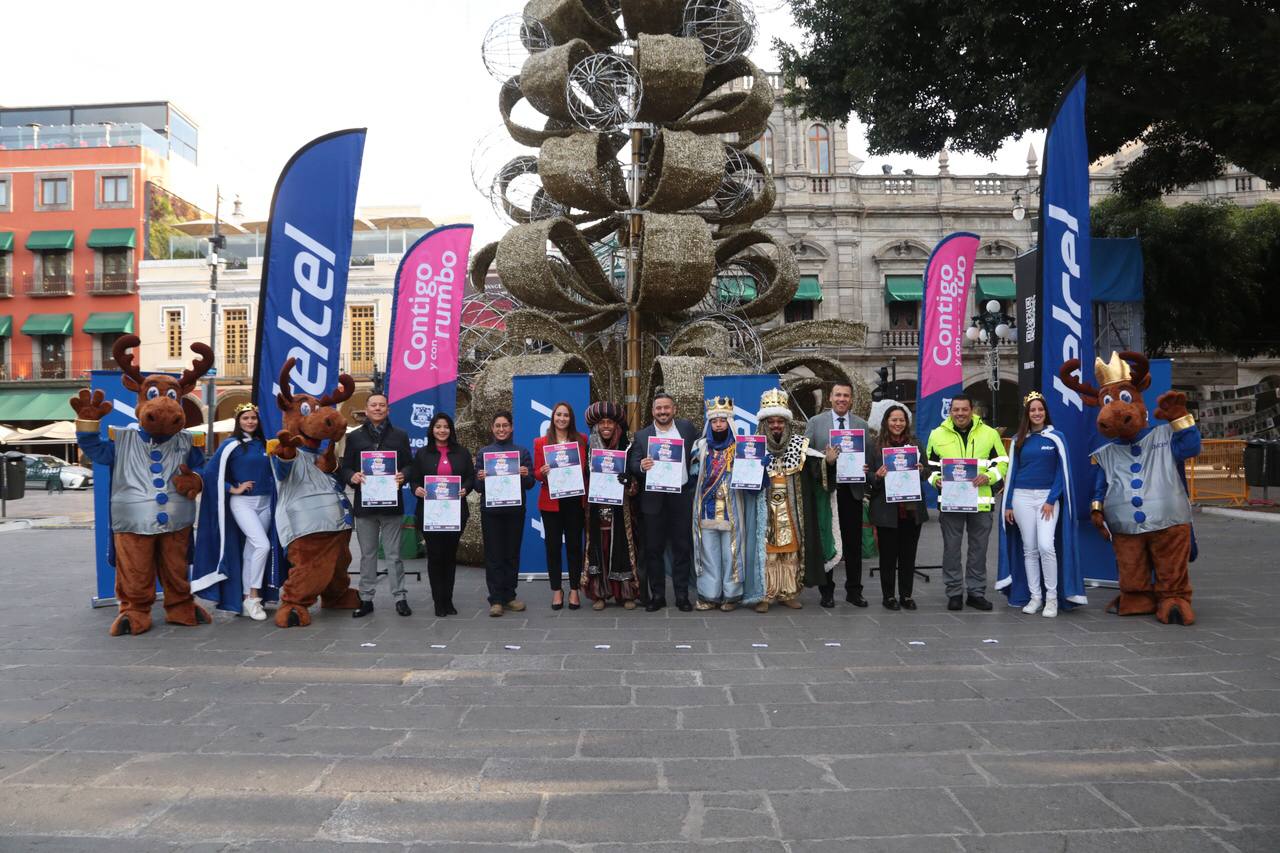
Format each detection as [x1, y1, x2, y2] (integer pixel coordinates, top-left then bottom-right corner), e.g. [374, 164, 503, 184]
[22, 454, 93, 490]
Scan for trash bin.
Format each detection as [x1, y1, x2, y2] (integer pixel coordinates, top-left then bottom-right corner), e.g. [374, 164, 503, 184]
[1, 452, 26, 500]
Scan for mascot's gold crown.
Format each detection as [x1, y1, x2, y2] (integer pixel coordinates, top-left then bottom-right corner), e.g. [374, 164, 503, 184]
[704, 396, 735, 419]
[1094, 352, 1132, 387]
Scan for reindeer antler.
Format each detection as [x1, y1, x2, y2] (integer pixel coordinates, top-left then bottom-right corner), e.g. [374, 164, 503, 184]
[1058, 359, 1101, 407]
[1120, 351, 1150, 390]
[179, 342, 215, 391]
[277, 358, 297, 407]
[112, 334, 145, 390]
[320, 374, 356, 407]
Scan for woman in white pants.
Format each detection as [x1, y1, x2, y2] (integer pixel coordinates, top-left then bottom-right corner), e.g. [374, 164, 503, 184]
[1002, 393, 1064, 616]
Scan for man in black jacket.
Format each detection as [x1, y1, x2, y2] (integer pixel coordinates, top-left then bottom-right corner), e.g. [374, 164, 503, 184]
[626, 390, 700, 612]
[337, 393, 415, 617]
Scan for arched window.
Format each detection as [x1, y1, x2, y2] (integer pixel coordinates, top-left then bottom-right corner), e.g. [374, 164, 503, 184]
[806, 124, 831, 174]
[747, 127, 773, 170]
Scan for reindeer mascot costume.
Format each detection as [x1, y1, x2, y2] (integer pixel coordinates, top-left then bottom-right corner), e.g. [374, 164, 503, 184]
[268, 358, 362, 627]
[1059, 352, 1201, 625]
[71, 335, 212, 636]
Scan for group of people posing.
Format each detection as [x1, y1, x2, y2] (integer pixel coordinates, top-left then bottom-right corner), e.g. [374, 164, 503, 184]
[197, 382, 1075, 622]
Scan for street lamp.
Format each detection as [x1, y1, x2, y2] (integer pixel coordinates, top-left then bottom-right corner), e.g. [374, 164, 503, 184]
[1011, 189, 1026, 222]
[966, 299, 1017, 427]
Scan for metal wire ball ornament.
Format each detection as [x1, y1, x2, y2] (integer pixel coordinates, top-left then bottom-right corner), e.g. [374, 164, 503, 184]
[481, 14, 554, 82]
[457, 292, 527, 391]
[700, 256, 766, 313]
[490, 155, 567, 224]
[566, 53, 644, 131]
[683, 0, 757, 65]
[670, 309, 766, 372]
[712, 145, 759, 217]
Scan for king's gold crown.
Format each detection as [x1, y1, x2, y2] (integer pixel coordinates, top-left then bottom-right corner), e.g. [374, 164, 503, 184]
[758, 388, 789, 410]
[1094, 352, 1132, 387]
[704, 396, 735, 419]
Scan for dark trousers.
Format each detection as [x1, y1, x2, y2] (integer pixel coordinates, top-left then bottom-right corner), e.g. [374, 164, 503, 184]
[643, 489, 694, 603]
[482, 511, 524, 605]
[423, 532, 461, 607]
[543, 500, 585, 590]
[877, 523, 922, 600]
[821, 485, 864, 597]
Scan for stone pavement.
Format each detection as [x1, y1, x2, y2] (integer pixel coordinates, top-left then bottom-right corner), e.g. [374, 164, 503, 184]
[0, 512, 1277, 852]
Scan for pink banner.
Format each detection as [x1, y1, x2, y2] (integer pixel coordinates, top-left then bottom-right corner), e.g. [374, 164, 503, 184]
[386, 225, 473, 433]
[918, 232, 979, 400]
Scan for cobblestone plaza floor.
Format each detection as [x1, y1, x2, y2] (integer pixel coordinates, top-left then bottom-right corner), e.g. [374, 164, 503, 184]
[0, 512, 1277, 851]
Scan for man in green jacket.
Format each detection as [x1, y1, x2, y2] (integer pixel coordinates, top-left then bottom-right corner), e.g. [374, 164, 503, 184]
[925, 395, 1008, 611]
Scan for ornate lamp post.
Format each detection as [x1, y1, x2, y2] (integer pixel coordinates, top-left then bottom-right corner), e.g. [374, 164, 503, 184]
[965, 299, 1017, 427]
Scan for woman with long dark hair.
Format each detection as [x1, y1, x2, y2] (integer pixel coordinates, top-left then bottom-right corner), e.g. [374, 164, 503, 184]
[474, 411, 534, 617]
[409, 412, 475, 617]
[193, 403, 280, 620]
[533, 401, 588, 610]
[867, 404, 927, 611]
[997, 392, 1076, 617]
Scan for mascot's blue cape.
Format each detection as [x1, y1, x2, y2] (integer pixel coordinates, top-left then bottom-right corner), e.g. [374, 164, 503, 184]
[996, 426, 1088, 609]
[192, 437, 285, 613]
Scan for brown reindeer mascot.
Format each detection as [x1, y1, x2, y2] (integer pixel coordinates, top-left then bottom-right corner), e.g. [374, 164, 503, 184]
[268, 358, 362, 627]
[1058, 352, 1202, 625]
[71, 335, 213, 636]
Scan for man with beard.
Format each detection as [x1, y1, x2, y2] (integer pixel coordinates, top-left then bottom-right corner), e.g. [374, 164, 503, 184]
[749, 389, 836, 612]
[583, 401, 642, 610]
[691, 397, 761, 611]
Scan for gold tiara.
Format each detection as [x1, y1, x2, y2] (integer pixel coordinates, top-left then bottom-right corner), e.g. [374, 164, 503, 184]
[234, 402, 258, 414]
[704, 396, 735, 419]
[1023, 391, 1045, 406]
[1094, 352, 1132, 387]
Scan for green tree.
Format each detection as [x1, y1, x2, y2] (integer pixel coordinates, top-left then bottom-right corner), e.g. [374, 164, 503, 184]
[777, 0, 1280, 199]
[1092, 197, 1280, 357]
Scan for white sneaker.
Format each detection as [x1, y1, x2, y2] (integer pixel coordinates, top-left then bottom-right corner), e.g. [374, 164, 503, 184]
[244, 597, 268, 621]
[1022, 597, 1043, 614]
[1042, 598, 1058, 618]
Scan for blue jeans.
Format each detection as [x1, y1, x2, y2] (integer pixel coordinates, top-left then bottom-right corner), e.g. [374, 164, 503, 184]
[696, 527, 743, 604]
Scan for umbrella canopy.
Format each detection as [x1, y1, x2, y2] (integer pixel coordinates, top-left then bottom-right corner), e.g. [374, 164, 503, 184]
[172, 219, 248, 237]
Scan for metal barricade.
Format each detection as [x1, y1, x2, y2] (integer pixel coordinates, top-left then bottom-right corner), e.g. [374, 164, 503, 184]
[1186, 439, 1248, 506]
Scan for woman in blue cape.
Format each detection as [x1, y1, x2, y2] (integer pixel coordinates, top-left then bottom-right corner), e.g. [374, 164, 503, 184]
[997, 392, 1088, 613]
[192, 403, 283, 618]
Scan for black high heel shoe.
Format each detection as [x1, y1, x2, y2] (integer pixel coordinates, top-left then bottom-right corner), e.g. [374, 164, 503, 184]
[568, 590, 581, 610]
[551, 589, 564, 611]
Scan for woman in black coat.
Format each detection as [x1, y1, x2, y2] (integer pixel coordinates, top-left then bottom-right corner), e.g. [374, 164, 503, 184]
[409, 413, 475, 617]
[867, 404, 929, 611]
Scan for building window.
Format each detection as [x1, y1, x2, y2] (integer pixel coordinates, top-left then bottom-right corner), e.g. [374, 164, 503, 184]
[0, 253, 11, 296]
[223, 307, 249, 376]
[97, 333, 124, 370]
[40, 178, 68, 206]
[35, 251, 71, 294]
[806, 124, 831, 174]
[100, 249, 131, 291]
[0, 177, 10, 211]
[0, 337, 7, 380]
[747, 127, 774, 171]
[889, 301, 919, 330]
[39, 335, 67, 379]
[1235, 176, 1254, 192]
[349, 304, 377, 375]
[166, 309, 183, 359]
[784, 300, 816, 323]
[101, 174, 129, 204]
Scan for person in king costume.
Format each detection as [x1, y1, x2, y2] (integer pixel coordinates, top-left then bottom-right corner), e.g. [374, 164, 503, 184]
[689, 396, 763, 611]
[582, 401, 643, 610]
[748, 389, 838, 612]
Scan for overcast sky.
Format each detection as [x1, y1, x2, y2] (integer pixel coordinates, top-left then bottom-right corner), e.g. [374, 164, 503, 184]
[6, 0, 1041, 245]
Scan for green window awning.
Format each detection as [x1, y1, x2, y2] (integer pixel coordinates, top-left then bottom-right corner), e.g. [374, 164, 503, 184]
[0, 232, 13, 252]
[976, 275, 1016, 302]
[885, 274, 924, 302]
[25, 230, 75, 252]
[0, 315, 11, 337]
[82, 312, 135, 334]
[717, 275, 757, 302]
[86, 228, 136, 249]
[20, 313, 73, 336]
[793, 275, 823, 301]
[0, 389, 77, 422]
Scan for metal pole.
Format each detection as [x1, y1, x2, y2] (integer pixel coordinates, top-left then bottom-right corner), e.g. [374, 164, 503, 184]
[990, 340, 999, 429]
[625, 125, 643, 430]
[206, 188, 220, 446]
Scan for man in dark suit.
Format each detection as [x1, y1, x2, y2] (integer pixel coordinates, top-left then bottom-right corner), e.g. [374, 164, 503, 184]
[337, 393, 415, 618]
[803, 381, 871, 608]
[626, 390, 700, 612]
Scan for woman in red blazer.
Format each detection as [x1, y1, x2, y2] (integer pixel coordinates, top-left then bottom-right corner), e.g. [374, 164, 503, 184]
[533, 402, 589, 610]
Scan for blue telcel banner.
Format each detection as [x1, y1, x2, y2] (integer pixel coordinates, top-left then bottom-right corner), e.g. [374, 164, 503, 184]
[1039, 71, 1110, 583]
[512, 374, 590, 577]
[251, 129, 366, 438]
[702, 375, 781, 437]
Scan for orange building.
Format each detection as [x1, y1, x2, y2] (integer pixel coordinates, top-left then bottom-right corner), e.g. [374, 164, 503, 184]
[0, 102, 205, 425]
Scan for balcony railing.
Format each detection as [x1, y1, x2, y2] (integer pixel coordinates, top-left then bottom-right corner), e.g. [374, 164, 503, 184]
[89, 273, 137, 295]
[810, 177, 831, 193]
[1, 352, 95, 382]
[883, 329, 919, 348]
[207, 353, 385, 382]
[220, 360, 251, 380]
[20, 271, 74, 297]
[341, 352, 384, 378]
